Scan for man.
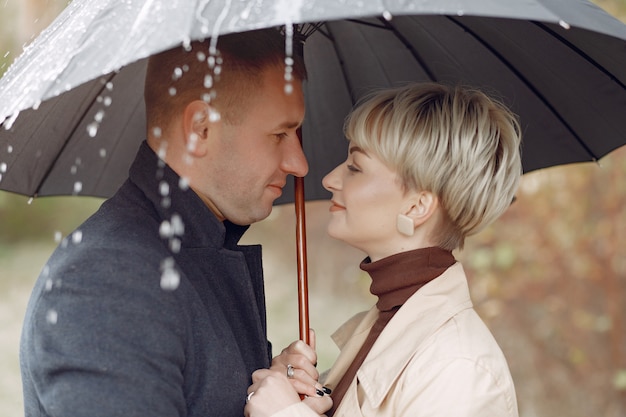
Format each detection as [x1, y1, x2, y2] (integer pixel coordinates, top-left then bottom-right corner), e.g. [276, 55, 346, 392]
[20, 28, 308, 417]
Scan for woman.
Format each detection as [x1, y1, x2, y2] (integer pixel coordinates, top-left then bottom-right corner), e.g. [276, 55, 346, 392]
[245, 82, 522, 417]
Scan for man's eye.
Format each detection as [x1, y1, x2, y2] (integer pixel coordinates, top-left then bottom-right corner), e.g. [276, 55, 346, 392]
[275, 133, 288, 140]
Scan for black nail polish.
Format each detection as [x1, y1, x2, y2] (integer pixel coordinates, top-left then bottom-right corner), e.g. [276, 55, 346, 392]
[322, 386, 332, 395]
[316, 388, 325, 397]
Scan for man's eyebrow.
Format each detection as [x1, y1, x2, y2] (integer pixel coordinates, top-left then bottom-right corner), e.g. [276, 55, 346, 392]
[349, 145, 371, 158]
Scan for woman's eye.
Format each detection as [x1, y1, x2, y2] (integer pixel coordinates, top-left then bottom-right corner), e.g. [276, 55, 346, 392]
[347, 164, 360, 173]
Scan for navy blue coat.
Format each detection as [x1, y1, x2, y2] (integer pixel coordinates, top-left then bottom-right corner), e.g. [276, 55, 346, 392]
[21, 142, 271, 417]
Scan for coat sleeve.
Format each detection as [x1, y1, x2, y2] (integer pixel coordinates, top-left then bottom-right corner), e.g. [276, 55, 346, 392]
[21, 248, 190, 417]
[270, 401, 323, 417]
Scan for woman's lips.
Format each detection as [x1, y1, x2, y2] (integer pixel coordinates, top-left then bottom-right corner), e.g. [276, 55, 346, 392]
[329, 201, 345, 212]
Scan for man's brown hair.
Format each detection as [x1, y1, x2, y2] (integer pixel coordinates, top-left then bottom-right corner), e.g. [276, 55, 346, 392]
[144, 27, 307, 130]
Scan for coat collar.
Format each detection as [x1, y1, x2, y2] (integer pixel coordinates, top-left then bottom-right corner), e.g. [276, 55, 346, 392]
[327, 263, 473, 408]
[128, 141, 249, 249]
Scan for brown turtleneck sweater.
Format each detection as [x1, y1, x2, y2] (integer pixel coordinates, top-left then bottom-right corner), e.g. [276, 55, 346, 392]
[327, 247, 455, 416]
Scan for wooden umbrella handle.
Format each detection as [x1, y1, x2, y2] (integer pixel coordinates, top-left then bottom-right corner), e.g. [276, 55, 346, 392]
[295, 127, 310, 346]
[295, 175, 309, 345]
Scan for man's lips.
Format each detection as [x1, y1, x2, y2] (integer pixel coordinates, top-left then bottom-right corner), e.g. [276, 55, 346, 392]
[267, 183, 285, 195]
[329, 201, 346, 212]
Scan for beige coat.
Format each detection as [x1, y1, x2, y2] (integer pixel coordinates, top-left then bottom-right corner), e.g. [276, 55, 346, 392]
[274, 263, 518, 417]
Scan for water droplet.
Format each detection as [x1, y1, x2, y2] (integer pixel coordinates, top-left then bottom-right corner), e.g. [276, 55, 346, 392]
[99, 148, 107, 158]
[160, 257, 180, 291]
[179, 177, 190, 191]
[0, 162, 6, 173]
[284, 83, 294, 94]
[27, 197, 33, 205]
[44, 278, 54, 292]
[159, 181, 170, 197]
[209, 109, 221, 122]
[171, 214, 184, 236]
[383, 10, 393, 21]
[94, 110, 105, 123]
[172, 67, 183, 80]
[87, 122, 99, 137]
[170, 238, 181, 253]
[159, 220, 172, 238]
[169, 87, 177, 96]
[152, 127, 162, 138]
[204, 74, 213, 88]
[196, 51, 206, 62]
[73, 181, 83, 194]
[54, 231, 63, 243]
[46, 309, 58, 324]
[106, 82, 114, 91]
[70, 165, 77, 175]
[72, 230, 83, 244]
[7, 145, 13, 153]
[559, 20, 570, 29]
[103, 96, 112, 107]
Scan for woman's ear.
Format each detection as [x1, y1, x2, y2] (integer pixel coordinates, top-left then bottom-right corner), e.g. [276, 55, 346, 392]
[403, 191, 439, 229]
[182, 100, 212, 157]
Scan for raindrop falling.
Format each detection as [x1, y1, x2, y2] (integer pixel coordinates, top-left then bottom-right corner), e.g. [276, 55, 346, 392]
[7, 145, 13, 153]
[73, 181, 83, 195]
[169, 238, 181, 254]
[383, 10, 393, 21]
[87, 122, 99, 137]
[209, 108, 221, 122]
[171, 214, 184, 236]
[72, 230, 83, 244]
[179, 177, 190, 191]
[169, 87, 177, 96]
[54, 231, 63, 243]
[103, 96, 112, 107]
[159, 181, 170, 197]
[44, 278, 54, 292]
[559, 20, 571, 29]
[0, 162, 6, 173]
[70, 165, 78, 175]
[160, 220, 172, 239]
[172, 67, 184, 80]
[94, 110, 105, 123]
[27, 197, 33, 205]
[283, 23, 294, 95]
[99, 148, 107, 158]
[204, 74, 213, 89]
[160, 257, 180, 291]
[46, 309, 58, 324]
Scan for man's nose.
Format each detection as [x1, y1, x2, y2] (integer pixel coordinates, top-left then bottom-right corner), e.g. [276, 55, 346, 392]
[281, 136, 309, 177]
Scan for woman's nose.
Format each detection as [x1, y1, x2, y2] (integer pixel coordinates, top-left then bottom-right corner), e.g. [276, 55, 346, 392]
[322, 164, 342, 191]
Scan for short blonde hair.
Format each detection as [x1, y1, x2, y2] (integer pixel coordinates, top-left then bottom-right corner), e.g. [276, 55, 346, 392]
[345, 83, 522, 250]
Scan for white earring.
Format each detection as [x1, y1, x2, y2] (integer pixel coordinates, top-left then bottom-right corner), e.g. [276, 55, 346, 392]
[396, 214, 414, 237]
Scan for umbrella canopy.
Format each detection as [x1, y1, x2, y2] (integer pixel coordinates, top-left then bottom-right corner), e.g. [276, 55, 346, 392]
[1, 0, 626, 203]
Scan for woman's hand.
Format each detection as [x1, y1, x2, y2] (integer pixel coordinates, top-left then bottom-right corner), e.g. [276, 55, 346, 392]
[270, 329, 324, 397]
[244, 368, 332, 417]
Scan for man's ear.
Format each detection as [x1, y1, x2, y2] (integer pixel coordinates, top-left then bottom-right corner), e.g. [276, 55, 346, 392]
[405, 191, 439, 227]
[182, 100, 212, 157]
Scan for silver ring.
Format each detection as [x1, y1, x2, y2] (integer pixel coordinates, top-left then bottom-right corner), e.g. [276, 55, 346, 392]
[287, 364, 295, 379]
[246, 391, 254, 403]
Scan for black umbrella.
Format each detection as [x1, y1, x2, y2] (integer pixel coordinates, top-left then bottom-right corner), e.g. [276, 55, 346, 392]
[2, 0, 626, 341]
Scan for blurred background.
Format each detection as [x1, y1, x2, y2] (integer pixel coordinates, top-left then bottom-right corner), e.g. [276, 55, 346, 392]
[1, 0, 625, 416]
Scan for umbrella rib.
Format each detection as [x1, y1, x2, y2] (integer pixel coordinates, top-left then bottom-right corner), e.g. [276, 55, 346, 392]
[448, 17, 599, 161]
[534, 22, 626, 91]
[326, 23, 358, 104]
[33, 73, 117, 197]
[377, 17, 438, 82]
